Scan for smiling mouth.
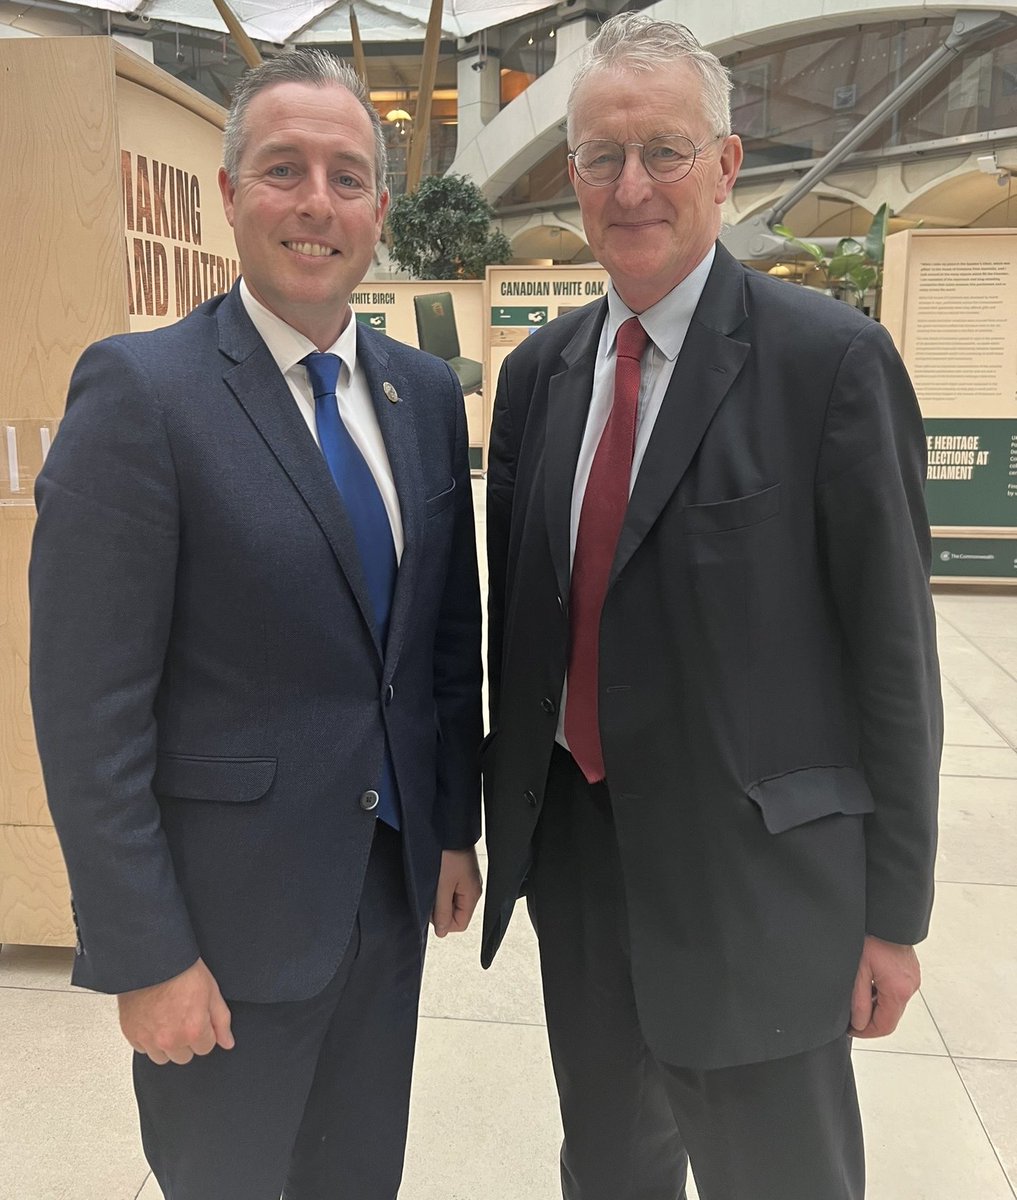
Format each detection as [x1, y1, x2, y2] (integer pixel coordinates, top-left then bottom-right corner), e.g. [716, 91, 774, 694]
[283, 241, 337, 257]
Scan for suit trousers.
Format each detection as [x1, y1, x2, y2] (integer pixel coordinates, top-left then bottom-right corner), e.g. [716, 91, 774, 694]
[133, 822, 425, 1200]
[528, 746, 865, 1200]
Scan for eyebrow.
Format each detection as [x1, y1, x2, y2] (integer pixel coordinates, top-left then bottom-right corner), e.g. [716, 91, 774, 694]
[256, 142, 373, 172]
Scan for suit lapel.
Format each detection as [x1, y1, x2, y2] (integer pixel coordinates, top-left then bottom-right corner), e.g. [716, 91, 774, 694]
[215, 288, 382, 655]
[611, 247, 751, 586]
[356, 325, 425, 677]
[545, 302, 608, 605]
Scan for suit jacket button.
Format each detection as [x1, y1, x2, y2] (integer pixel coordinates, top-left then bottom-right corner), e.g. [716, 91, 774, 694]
[540, 697, 556, 714]
[524, 790, 538, 807]
[360, 790, 380, 812]
[384, 684, 394, 705]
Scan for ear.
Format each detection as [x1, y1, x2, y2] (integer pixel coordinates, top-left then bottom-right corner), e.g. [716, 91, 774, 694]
[714, 135, 743, 204]
[375, 187, 390, 239]
[568, 154, 579, 194]
[218, 166, 237, 227]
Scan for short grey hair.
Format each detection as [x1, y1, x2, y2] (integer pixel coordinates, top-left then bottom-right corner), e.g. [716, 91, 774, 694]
[567, 13, 732, 145]
[223, 50, 388, 199]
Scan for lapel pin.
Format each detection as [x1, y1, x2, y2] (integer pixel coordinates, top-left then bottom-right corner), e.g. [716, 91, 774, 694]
[383, 381, 400, 404]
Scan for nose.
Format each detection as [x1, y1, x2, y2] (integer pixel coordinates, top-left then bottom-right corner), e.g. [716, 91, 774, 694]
[612, 146, 655, 207]
[297, 168, 335, 222]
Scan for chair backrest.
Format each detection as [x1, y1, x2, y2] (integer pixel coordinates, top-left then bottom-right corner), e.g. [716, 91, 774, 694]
[413, 292, 461, 362]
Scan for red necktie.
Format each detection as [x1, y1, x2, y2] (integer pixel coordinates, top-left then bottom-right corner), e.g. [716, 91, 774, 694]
[565, 316, 649, 783]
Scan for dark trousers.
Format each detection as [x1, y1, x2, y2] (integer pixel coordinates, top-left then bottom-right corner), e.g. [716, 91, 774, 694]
[134, 822, 425, 1200]
[528, 746, 865, 1200]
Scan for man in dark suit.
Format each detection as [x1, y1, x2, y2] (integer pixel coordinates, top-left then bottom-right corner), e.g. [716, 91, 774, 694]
[30, 50, 482, 1200]
[482, 13, 941, 1200]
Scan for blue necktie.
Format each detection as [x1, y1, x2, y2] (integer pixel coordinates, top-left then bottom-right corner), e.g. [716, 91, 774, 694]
[303, 351, 400, 829]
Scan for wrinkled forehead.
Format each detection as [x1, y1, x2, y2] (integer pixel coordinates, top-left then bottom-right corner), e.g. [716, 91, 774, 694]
[567, 62, 706, 145]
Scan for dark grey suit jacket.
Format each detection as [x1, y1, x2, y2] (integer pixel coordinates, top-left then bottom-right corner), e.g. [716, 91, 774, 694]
[30, 283, 482, 1001]
[482, 244, 941, 1070]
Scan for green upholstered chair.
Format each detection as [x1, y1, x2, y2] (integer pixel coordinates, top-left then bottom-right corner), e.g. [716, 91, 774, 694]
[412, 292, 483, 396]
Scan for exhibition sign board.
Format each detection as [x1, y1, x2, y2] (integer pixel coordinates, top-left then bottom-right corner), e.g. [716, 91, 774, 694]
[882, 229, 1017, 583]
[117, 76, 238, 330]
[485, 265, 610, 416]
[349, 281, 486, 469]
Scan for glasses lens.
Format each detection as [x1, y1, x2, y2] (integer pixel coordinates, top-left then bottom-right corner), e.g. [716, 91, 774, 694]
[643, 135, 697, 182]
[573, 141, 625, 185]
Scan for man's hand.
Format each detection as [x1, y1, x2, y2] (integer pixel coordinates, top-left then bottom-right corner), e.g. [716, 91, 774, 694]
[431, 848, 483, 938]
[118, 957, 235, 1065]
[849, 934, 921, 1039]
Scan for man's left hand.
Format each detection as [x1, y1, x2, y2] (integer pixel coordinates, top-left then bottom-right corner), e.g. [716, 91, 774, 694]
[849, 934, 921, 1038]
[431, 848, 482, 938]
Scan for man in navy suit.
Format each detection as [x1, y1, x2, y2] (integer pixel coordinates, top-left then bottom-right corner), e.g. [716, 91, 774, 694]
[30, 50, 482, 1200]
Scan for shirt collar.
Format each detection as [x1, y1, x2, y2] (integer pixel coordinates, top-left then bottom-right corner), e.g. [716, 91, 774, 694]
[605, 242, 716, 362]
[239, 278, 359, 383]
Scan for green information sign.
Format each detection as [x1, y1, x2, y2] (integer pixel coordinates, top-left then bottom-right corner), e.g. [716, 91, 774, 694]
[924, 418, 1017, 529]
[932, 536, 1017, 579]
[491, 306, 548, 327]
[355, 311, 387, 332]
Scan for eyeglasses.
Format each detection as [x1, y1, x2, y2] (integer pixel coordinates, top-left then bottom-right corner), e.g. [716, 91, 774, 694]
[568, 134, 722, 186]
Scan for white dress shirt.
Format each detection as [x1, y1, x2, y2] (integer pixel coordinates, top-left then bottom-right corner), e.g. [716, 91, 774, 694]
[239, 279, 404, 561]
[557, 244, 716, 747]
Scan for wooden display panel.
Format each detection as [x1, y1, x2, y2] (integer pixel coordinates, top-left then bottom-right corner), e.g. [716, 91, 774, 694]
[0, 38, 227, 947]
[882, 229, 1017, 585]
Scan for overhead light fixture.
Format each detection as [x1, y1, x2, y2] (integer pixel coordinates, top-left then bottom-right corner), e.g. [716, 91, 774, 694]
[386, 108, 412, 137]
[976, 151, 1013, 185]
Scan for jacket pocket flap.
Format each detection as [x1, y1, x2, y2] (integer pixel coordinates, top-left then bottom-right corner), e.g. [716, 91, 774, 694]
[747, 765, 874, 834]
[426, 478, 456, 517]
[681, 483, 780, 534]
[153, 754, 277, 803]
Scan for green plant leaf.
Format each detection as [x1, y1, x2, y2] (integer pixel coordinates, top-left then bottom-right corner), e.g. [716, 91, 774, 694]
[772, 224, 826, 263]
[864, 203, 890, 265]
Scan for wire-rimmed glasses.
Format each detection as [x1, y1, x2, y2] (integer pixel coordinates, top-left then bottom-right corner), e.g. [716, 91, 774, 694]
[568, 134, 722, 186]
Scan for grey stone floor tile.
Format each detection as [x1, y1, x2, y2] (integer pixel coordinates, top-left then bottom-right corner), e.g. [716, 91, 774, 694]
[934, 594, 1017, 644]
[939, 744, 1017, 778]
[941, 679, 1008, 748]
[920, 882, 1017, 1060]
[0, 943, 76, 991]
[970, 637, 1017, 680]
[420, 898, 544, 1026]
[401, 1016, 563, 1200]
[854, 1050, 1014, 1199]
[0, 987, 149, 1200]
[938, 637, 1017, 746]
[955, 1058, 1017, 1194]
[936, 776, 1017, 886]
[854, 991, 947, 1056]
[136, 1175, 161, 1199]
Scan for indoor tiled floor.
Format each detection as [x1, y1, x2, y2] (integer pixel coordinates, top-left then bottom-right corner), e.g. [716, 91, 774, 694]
[2, 482, 1015, 1200]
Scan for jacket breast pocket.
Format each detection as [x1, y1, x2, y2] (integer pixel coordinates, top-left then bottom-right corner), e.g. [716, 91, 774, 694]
[680, 483, 780, 534]
[426, 478, 456, 518]
[152, 753, 277, 804]
[747, 765, 875, 834]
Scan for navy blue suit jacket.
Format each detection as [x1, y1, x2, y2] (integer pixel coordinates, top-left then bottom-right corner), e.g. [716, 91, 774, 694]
[30, 283, 483, 1001]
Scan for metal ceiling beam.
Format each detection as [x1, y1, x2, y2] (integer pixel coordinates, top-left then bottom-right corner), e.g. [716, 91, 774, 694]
[722, 10, 1017, 260]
